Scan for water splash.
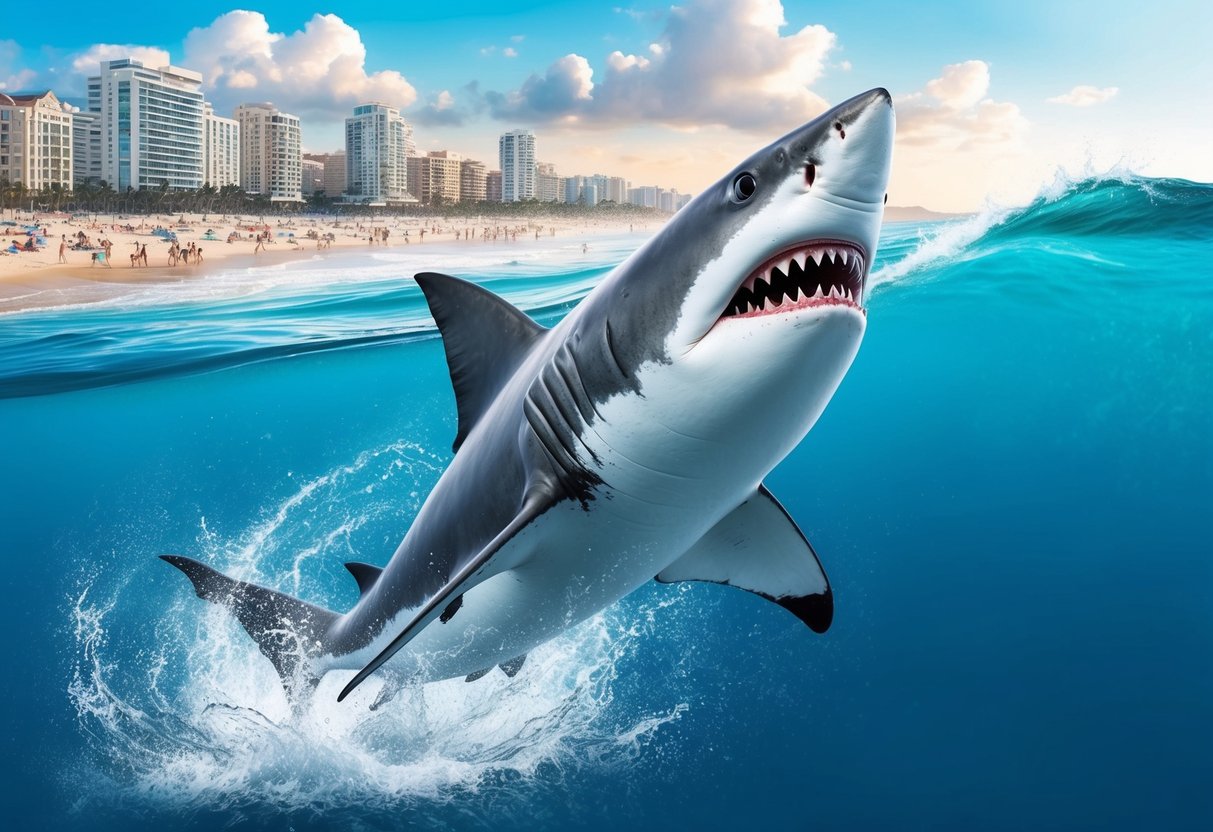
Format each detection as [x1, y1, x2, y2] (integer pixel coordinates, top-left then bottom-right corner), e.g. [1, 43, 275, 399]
[66, 441, 690, 816]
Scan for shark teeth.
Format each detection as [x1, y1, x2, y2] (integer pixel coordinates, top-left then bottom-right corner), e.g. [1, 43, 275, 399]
[721, 241, 867, 319]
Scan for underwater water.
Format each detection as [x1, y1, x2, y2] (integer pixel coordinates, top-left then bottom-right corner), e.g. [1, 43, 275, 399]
[1, 174, 1210, 830]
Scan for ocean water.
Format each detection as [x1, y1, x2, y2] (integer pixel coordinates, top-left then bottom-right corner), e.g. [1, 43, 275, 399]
[1, 175, 1210, 830]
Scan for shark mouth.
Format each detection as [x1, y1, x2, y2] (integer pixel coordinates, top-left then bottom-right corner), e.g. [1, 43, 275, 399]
[721, 242, 867, 319]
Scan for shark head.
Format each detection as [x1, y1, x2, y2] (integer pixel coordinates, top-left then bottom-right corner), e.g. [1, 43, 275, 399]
[668, 86, 894, 350]
[574, 88, 895, 484]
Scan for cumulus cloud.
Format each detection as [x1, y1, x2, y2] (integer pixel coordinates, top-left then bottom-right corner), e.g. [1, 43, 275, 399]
[888, 61, 1035, 211]
[69, 43, 172, 76]
[0, 40, 37, 90]
[896, 60, 1028, 149]
[924, 60, 990, 109]
[503, 47, 518, 58]
[485, 0, 836, 129]
[1047, 85, 1119, 107]
[411, 88, 473, 126]
[181, 11, 416, 118]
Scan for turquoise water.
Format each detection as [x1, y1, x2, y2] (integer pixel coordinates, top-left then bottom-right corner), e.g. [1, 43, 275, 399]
[1, 175, 1211, 829]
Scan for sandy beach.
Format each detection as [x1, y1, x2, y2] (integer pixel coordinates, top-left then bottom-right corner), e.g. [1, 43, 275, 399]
[0, 211, 657, 312]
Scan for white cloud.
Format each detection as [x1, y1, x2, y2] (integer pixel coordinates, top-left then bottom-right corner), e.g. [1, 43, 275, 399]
[896, 60, 1027, 150]
[182, 11, 416, 118]
[0, 68, 36, 90]
[486, 0, 836, 129]
[0, 40, 41, 90]
[888, 60, 1036, 211]
[1047, 85, 1119, 107]
[503, 47, 518, 58]
[924, 60, 990, 109]
[70, 44, 172, 76]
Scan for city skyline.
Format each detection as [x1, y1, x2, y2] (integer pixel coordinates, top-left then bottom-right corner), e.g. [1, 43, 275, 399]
[2, 60, 692, 210]
[2, 0, 1208, 211]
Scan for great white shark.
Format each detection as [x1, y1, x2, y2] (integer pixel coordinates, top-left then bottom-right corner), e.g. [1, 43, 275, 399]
[163, 88, 895, 704]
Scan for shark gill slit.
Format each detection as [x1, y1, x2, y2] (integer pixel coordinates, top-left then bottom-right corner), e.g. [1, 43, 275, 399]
[603, 318, 628, 378]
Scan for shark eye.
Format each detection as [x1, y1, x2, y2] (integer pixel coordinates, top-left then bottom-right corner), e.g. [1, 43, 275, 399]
[733, 173, 757, 201]
[805, 164, 816, 187]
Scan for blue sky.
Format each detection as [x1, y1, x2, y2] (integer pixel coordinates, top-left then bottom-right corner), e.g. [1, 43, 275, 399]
[4, 0, 1210, 210]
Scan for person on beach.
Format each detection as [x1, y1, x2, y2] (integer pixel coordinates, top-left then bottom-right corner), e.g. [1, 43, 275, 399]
[195, 247, 203, 264]
[58, 238, 67, 263]
[255, 237, 265, 254]
[91, 252, 99, 267]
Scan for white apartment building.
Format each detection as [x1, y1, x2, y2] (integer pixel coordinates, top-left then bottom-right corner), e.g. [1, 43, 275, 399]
[202, 104, 239, 188]
[71, 110, 101, 187]
[235, 103, 302, 202]
[90, 59, 204, 191]
[345, 103, 414, 204]
[498, 129, 535, 202]
[0, 91, 74, 191]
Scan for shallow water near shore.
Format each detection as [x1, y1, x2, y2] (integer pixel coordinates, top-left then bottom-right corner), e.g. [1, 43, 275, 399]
[2, 174, 1211, 830]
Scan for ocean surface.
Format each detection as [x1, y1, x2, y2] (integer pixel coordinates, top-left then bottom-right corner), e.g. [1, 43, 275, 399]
[1, 174, 1210, 830]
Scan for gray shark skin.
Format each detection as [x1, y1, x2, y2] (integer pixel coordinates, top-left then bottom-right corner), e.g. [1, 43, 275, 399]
[163, 88, 895, 704]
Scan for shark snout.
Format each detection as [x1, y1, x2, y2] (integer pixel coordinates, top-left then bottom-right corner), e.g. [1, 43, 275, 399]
[811, 88, 895, 210]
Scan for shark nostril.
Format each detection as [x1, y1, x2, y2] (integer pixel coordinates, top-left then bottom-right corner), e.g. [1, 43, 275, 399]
[834, 121, 846, 139]
[805, 164, 816, 187]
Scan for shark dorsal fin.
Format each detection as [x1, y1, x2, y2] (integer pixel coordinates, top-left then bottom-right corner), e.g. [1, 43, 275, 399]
[415, 272, 546, 452]
[344, 561, 384, 597]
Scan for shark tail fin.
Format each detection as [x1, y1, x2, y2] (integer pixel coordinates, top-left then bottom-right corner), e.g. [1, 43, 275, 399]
[160, 555, 338, 694]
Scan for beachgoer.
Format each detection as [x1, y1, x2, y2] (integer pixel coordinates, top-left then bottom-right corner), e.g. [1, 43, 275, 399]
[58, 239, 67, 263]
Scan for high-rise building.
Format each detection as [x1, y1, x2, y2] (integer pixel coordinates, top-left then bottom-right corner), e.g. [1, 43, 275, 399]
[300, 158, 324, 196]
[567, 175, 604, 205]
[202, 103, 239, 188]
[305, 151, 347, 198]
[71, 110, 101, 187]
[407, 150, 463, 204]
[460, 158, 487, 202]
[91, 59, 204, 191]
[629, 185, 660, 208]
[0, 91, 74, 191]
[344, 103, 414, 204]
[605, 176, 629, 204]
[486, 170, 502, 202]
[498, 129, 535, 202]
[235, 102, 302, 202]
[535, 161, 564, 203]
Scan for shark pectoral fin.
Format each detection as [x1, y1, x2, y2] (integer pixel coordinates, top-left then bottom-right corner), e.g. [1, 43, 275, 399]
[415, 272, 547, 452]
[337, 492, 554, 703]
[655, 484, 833, 633]
[343, 562, 383, 597]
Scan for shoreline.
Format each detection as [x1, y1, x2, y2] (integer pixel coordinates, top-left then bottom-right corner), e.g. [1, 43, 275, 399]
[0, 213, 653, 313]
